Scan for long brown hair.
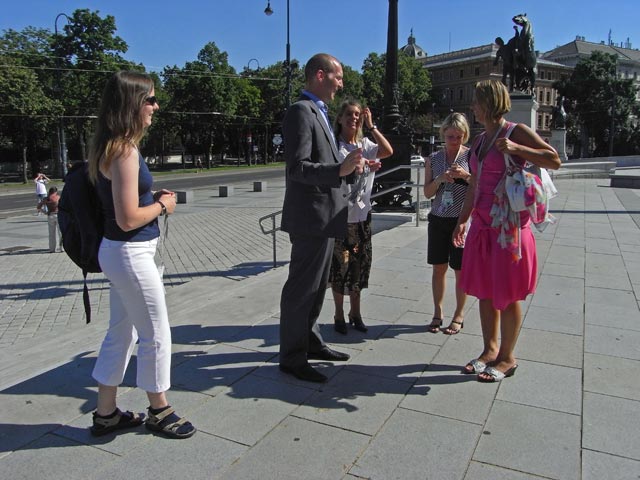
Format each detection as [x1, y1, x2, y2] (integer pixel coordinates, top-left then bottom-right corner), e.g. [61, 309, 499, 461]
[334, 100, 364, 144]
[88, 71, 154, 184]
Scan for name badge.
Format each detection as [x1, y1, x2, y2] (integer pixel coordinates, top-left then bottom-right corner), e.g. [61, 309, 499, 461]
[442, 190, 454, 208]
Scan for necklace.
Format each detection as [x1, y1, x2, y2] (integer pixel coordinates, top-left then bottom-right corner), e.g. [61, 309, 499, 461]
[445, 145, 463, 166]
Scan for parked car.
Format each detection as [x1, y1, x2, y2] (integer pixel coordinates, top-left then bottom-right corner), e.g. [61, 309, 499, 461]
[410, 155, 425, 167]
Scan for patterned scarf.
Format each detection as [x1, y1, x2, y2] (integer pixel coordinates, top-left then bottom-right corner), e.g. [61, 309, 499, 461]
[490, 174, 522, 262]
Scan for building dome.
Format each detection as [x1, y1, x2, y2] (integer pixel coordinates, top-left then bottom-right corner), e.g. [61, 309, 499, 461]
[401, 29, 427, 58]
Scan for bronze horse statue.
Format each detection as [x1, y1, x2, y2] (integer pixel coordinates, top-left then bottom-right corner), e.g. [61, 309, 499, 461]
[494, 26, 519, 91]
[512, 13, 537, 93]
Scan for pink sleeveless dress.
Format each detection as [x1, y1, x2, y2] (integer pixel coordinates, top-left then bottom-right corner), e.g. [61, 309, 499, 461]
[459, 123, 537, 310]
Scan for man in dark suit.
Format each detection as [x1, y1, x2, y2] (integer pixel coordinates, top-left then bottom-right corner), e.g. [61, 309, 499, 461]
[279, 53, 365, 383]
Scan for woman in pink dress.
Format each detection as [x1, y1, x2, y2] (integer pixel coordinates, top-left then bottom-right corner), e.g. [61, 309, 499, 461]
[452, 80, 560, 382]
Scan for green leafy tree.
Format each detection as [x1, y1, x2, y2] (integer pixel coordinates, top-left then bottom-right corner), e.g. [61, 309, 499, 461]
[332, 65, 364, 115]
[162, 42, 257, 165]
[360, 52, 432, 131]
[0, 27, 60, 180]
[554, 51, 638, 156]
[361, 53, 386, 118]
[0, 65, 59, 181]
[52, 9, 140, 161]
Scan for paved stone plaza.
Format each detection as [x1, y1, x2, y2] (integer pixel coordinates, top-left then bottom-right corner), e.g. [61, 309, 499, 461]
[1, 173, 639, 479]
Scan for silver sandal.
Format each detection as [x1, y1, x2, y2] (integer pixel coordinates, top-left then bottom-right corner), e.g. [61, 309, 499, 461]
[462, 358, 486, 374]
[477, 364, 518, 383]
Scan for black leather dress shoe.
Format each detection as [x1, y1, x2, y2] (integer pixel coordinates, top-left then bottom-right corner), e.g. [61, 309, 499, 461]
[279, 363, 327, 383]
[307, 347, 350, 362]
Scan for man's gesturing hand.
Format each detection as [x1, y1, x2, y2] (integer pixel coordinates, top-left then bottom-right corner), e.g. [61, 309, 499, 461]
[339, 148, 365, 176]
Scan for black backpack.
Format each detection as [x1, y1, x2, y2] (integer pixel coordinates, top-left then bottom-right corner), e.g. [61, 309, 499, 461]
[58, 162, 104, 323]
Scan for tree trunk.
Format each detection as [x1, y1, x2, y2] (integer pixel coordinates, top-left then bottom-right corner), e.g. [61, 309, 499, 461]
[580, 123, 590, 158]
[22, 146, 28, 184]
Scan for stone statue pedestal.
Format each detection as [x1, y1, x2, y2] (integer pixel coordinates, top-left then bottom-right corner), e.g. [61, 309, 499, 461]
[505, 91, 538, 129]
[550, 129, 569, 161]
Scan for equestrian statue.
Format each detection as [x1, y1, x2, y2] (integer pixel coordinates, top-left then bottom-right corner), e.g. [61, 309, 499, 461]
[511, 13, 537, 93]
[494, 26, 519, 91]
[495, 14, 537, 94]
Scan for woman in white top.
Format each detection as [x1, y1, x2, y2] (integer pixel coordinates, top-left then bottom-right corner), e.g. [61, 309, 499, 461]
[34, 172, 50, 214]
[328, 100, 393, 334]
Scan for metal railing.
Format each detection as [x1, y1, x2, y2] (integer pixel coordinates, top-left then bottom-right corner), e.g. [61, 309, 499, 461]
[370, 163, 429, 227]
[258, 209, 282, 268]
[257, 163, 429, 268]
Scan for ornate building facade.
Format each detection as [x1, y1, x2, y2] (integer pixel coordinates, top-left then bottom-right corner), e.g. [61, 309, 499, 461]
[543, 36, 640, 101]
[414, 41, 572, 140]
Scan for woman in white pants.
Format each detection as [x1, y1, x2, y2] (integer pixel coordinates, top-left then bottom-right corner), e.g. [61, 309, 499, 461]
[87, 71, 195, 439]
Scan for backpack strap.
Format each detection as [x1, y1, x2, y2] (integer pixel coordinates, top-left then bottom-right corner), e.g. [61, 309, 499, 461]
[82, 269, 92, 324]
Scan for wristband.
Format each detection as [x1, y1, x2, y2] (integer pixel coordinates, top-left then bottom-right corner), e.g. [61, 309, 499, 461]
[157, 200, 167, 216]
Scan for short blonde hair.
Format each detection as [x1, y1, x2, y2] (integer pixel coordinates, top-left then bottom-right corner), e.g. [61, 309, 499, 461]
[439, 112, 470, 144]
[474, 79, 511, 121]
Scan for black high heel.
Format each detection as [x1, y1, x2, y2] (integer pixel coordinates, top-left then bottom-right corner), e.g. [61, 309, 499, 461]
[348, 314, 368, 333]
[334, 316, 348, 335]
[427, 318, 443, 333]
[443, 319, 463, 335]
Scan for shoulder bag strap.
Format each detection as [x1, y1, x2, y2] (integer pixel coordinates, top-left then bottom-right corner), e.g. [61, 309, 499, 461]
[503, 122, 518, 170]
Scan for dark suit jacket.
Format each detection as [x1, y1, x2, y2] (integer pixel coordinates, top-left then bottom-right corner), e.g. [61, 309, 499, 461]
[281, 96, 349, 238]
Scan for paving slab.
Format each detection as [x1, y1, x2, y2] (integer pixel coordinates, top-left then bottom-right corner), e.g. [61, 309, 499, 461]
[0, 434, 117, 480]
[189, 373, 314, 446]
[293, 368, 411, 436]
[584, 324, 640, 360]
[380, 310, 448, 346]
[221, 416, 369, 480]
[583, 353, 640, 401]
[516, 328, 583, 368]
[400, 358, 498, 425]
[496, 360, 582, 414]
[347, 293, 417, 323]
[584, 298, 640, 332]
[464, 462, 547, 480]
[582, 450, 640, 480]
[583, 392, 640, 461]
[345, 337, 439, 384]
[529, 280, 583, 319]
[92, 430, 247, 480]
[350, 408, 481, 480]
[473, 400, 581, 480]
[521, 304, 584, 336]
[171, 343, 275, 396]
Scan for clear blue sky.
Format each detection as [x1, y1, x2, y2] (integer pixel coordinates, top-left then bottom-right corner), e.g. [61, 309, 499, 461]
[2, 0, 639, 73]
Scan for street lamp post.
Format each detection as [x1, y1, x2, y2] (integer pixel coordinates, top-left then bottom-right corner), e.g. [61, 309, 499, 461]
[608, 60, 617, 158]
[247, 58, 260, 72]
[264, 0, 292, 109]
[54, 13, 71, 178]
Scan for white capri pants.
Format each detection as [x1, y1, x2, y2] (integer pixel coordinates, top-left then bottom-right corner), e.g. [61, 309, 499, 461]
[92, 237, 171, 393]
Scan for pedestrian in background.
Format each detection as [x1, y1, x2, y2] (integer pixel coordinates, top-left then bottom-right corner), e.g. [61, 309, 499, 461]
[329, 100, 392, 335]
[41, 186, 63, 253]
[34, 172, 50, 215]
[87, 70, 195, 438]
[423, 113, 471, 335]
[453, 79, 560, 382]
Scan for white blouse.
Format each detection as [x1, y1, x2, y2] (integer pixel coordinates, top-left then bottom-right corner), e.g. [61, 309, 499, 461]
[338, 137, 379, 223]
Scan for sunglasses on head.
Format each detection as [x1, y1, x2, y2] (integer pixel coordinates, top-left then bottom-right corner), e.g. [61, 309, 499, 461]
[144, 96, 157, 105]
